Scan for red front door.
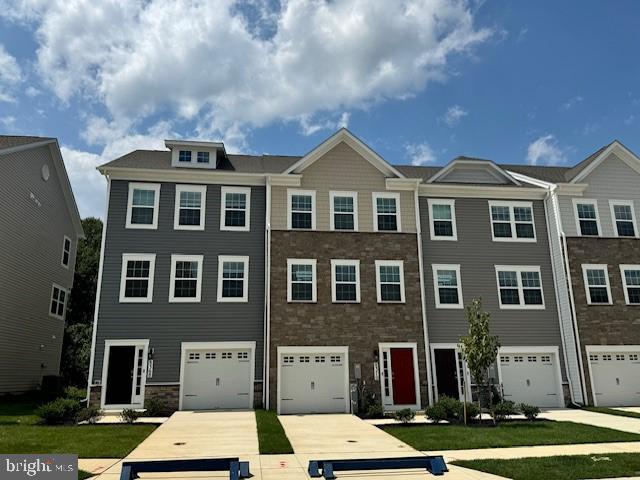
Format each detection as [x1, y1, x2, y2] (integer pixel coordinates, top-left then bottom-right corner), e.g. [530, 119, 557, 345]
[390, 348, 416, 405]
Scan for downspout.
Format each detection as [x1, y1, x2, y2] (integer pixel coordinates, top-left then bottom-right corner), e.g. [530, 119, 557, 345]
[85, 174, 111, 403]
[414, 186, 434, 406]
[263, 176, 272, 409]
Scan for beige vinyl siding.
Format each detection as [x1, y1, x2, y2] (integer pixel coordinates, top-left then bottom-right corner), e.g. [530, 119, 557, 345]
[558, 153, 640, 237]
[271, 142, 416, 232]
[440, 166, 509, 184]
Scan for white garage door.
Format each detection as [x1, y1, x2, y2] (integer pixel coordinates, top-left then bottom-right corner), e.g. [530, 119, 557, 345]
[182, 348, 252, 410]
[589, 350, 640, 406]
[279, 350, 349, 414]
[499, 352, 562, 407]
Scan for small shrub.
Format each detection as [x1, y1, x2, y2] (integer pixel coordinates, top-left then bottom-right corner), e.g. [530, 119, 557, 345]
[364, 403, 385, 419]
[491, 400, 517, 422]
[120, 408, 141, 424]
[461, 402, 480, 423]
[519, 403, 540, 421]
[63, 386, 87, 403]
[36, 398, 82, 425]
[143, 398, 169, 417]
[393, 408, 415, 424]
[77, 406, 103, 424]
[436, 396, 463, 422]
[424, 404, 447, 423]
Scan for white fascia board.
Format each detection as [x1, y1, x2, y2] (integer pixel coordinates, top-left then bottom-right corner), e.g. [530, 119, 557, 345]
[417, 183, 547, 200]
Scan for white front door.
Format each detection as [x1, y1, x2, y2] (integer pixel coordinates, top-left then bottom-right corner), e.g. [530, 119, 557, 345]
[589, 349, 640, 406]
[499, 351, 563, 407]
[278, 348, 349, 414]
[181, 347, 253, 410]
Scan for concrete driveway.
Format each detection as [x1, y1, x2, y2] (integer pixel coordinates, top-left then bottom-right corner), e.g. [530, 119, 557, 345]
[541, 408, 640, 434]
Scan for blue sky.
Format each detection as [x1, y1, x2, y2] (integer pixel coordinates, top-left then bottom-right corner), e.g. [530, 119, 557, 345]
[0, 0, 639, 218]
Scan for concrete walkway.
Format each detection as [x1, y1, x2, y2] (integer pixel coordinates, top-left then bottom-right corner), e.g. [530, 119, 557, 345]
[540, 408, 640, 434]
[615, 406, 640, 415]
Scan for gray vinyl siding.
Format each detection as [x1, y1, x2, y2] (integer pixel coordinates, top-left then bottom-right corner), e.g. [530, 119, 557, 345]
[0, 145, 77, 393]
[439, 167, 509, 184]
[419, 197, 568, 380]
[92, 180, 266, 385]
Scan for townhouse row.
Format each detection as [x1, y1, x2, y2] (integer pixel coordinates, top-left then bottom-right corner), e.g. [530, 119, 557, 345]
[86, 131, 640, 414]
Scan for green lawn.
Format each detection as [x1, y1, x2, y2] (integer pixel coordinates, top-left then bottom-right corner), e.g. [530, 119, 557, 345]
[78, 471, 93, 480]
[585, 406, 640, 420]
[255, 409, 293, 454]
[384, 420, 640, 451]
[0, 397, 157, 458]
[454, 453, 640, 480]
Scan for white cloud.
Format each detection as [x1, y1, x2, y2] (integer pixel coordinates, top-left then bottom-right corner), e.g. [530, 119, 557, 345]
[0, 43, 22, 102]
[406, 142, 436, 166]
[442, 105, 468, 126]
[2, 0, 491, 137]
[559, 95, 583, 111]
[299, 112, 350, 136]
[526, 134, 567, 166]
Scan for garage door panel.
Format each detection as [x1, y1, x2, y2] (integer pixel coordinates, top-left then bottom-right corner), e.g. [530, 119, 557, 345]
[590, 350, 640, 407]
[500, 353, 561, 408]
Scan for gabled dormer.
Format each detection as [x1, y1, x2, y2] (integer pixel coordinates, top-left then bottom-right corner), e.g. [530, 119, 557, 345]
[428, 157, 522, 186]
[165, 139, 227, 169]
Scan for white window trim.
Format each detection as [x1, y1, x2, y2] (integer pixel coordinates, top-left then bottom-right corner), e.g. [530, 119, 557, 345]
[609, 200, 638, 238]
[372, 192, 402, 233]
[432, 264, 463, 309]
[428, 199, 458, 241]
[287, 258, 317, 303]
[173, 184, 207, 231]
[220, 186, 251, 232]
[488, 201, 536, 242]
[287, 189, 316, 230]
[49, 283, 68, 320]
[126, 182, 161, 229]
[329, 191, 359, 231]
[620, 264, 640, 306]
[494, 265, 545, 310]
[61, 235, 71, 268]
[330, 259, 361, 303]
[581, 263, 612, 306]
[217, 255, 249, 303]
[572, 198, 601, 237]
[169, 254, 204, 303]
[119, 253, 156, 303]
[375, 260, 406, 303]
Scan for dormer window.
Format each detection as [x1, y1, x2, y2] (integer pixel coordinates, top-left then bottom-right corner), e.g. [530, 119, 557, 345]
[197, 151, 210, 163]
[179, 150, 192, 162]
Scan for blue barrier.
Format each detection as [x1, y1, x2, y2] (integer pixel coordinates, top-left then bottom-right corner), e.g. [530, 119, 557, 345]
[308, 455, 448, 479]
[119, 457, 250, 480]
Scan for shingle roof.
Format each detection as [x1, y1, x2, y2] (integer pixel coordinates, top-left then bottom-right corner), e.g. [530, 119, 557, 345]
[501, 164, 572, 184]
[0, 135, 55, 151]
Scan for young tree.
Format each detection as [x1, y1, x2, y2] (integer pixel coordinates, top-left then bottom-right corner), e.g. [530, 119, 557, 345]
[458, 298, 500, 422]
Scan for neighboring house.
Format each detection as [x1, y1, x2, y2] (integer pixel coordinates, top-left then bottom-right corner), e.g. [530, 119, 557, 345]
[0, 136, 84, 394]
[88, 129, 638, 412]
[509, 141, 640, 407]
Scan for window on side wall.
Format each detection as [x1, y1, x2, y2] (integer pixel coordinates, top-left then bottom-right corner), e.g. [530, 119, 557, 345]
[288, 190, 315, 230]
[331, 260, 360, 302]
[287, 259, 316, 302]
[610, 201, 637, 237]
[489, 202, 535, 241]
[169, 255, 203, 302]
[373, 193, 401, 232]
[126, 183, 161, 229]
[174, 185, 206, 230]
[221, 187, 251, 231]
[582, 264, 611, 305]
[50, 284, 67, 319]
[119, 254, 156, 303]
[61, 236, 71, 267]
[432, 264, 463, 308]
[375, 260, 405, 303]
[620, 265, 640, 305]
[217, 256, 249, 302]
[428, 199, 457, 240]
[330, 191, 358, 231]
[574, 199, 600, 236]
[495, 266, 544, 309]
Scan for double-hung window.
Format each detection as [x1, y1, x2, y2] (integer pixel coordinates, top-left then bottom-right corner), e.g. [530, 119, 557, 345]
[119, 253, 156, 303]
[610, 200, 637, 237]
[495, 266, 544, 309]
[49, 284, 67, 319]
[582, 264, 612, 305]
[174, 185, 206, 230]
[169, 255, 203, 302]
[287, 259, 316, 302]
[489, 202, 535, 241]
[330, 191, 358, 231]
[217, 255, 249, 302]
[178, 150, 192, 162]
[287, 190, 316, 230]
[126, 183, 161, 229]
[432, 264, 463, 308]
[428, 199, 457, 240]
[331, 260, 360, 303]
[573, 199, 600, 236]
[375, 260, 405, 303]
[197, 151, 210, 163]
[373, 193, 401, 232]
[61, 236, 71, 267]
[620, 265, 640, 305]
[220, 186, 251, 231]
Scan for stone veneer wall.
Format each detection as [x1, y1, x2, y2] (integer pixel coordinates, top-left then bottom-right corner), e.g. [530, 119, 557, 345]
[566, 237, 640, 404]
[268, 230, 428, 410]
